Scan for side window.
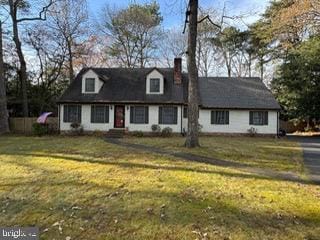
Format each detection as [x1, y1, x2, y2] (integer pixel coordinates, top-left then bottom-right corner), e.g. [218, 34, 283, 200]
[211, 110, 229, 125]
[249, 111, 268, 125]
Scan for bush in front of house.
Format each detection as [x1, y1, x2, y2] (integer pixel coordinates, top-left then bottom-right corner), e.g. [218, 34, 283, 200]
[32, 123, 48, 136]
[247, 127, 258, 137]
[151, 124, 161, 136]
[70, 122, 84, 135]
[132, 131, 144, 137]
[161, 127, 173, 137]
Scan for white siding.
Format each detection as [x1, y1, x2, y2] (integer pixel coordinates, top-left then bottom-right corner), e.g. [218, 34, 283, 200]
[125, 105, 182, 133]
[199, 109, 278, 134]
[60, 104, 182, 133]
[81, 70, 104, 94]
[60, 104, 114, 131]
[60, 105, 278, 134]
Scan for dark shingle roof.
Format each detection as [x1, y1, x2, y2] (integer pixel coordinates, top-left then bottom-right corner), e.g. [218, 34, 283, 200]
[199, 77, 281, 110]
[58, 68, 187, 104]
[58, 68, 280, 110]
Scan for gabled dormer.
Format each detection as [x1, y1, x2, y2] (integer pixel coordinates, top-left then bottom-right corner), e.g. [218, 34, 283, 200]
[81, 69, 105, 94]
[146, 68, 164, 95]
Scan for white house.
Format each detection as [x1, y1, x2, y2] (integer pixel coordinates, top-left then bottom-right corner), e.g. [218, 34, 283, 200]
[57, 58, 281, 136]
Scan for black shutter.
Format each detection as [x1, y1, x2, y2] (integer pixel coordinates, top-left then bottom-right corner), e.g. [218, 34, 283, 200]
[78, 105, 82, 123]
[130, 107, 134, 123]
[145, 106, 149, 124]
[63, 105, 68, 122]
[249, 111, 253, 125]
[264, 111, 268, 125]
[91, 105, 95, 123]
[183, 107, 187, 118]
[211, 111, 215, 124]
[159, 107, 163, 124]
[105, 106, 109, 123]
[173, 107, 177, 124]
[226, 111, 229, 124]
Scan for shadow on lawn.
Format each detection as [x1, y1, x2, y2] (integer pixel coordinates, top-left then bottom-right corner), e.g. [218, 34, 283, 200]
[105, 139, 311, 185]
[0, 167, 319, 240]
[1, 152, 319, 239]
[1, 150, 313, 186]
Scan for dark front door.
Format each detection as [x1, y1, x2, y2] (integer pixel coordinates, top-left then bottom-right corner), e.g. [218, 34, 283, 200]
[114, 105, 125, 128]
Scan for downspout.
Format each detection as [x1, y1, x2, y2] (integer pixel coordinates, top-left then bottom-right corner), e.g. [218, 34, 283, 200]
[277, 111, 279, 137]
[58, 104, 60, 134]
[181, 105, 183, 135]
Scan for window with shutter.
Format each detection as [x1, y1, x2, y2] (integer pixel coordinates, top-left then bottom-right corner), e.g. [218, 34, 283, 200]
[91, 105, 109, 123]
[63, 105, 81, 123]
[249, 111, 268, 125]
[159, 106, 178, 124]
[130, 106, 149, 124]
[211, 110, 229, 125]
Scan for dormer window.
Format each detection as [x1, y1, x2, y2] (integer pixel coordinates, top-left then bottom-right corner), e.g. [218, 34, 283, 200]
[150, 78, 160, 93]
[146, 69, 164, 95]
[85, 78, 95, 92]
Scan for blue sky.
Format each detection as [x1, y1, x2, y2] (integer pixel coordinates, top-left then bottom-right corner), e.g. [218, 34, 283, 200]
[87, 0, 270, 29]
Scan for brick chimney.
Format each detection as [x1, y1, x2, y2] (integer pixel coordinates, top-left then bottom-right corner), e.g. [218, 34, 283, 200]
[174, 58, 182, 84]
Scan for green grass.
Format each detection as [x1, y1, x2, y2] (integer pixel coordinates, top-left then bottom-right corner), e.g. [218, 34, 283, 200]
[124, 136, 304, 173]
[0, 135, 319, 240]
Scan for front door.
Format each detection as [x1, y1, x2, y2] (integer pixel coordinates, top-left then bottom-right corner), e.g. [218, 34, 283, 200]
[114, 105, 125, 128]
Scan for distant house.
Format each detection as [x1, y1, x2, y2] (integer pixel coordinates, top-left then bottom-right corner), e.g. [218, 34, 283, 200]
[57, 58, 281, 135]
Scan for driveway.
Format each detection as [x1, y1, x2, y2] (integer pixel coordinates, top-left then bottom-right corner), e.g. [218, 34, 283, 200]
[289, 136, 320, 184]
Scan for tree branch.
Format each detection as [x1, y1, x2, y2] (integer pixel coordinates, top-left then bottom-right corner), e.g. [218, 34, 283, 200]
[17, 0, 54, 23]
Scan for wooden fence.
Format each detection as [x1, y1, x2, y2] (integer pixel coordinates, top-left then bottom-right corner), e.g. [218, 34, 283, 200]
[9, 117, 58, 134]
[279, 120, 306, 133]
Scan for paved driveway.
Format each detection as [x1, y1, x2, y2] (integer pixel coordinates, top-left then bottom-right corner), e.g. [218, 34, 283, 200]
[289, 136, 320, 184]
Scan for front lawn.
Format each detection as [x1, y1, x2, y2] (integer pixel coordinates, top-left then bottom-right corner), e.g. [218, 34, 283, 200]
[0, 135, 319, 240]
[124, 136, 304, 173]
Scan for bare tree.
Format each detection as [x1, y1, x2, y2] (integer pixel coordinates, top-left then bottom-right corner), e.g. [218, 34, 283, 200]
[0, 21, 9, 134]
[159, 28, 186, 68]
[49, 0, 88, 82]
[184, 0, 200, 148]
[196, 9, 219, 77]
[26, 23, 67, 113]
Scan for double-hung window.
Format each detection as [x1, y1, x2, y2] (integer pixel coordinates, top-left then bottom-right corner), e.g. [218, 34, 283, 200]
[85, 78, 95, 92]
[211, 110, 229, 125]
[150, 78, 160, 93]
[130, 106, 149, 124]
[249, 111, 268, 125]
[63, 105, 81, 123]
[91, 105, 109, 123]
[159, 106, 178, 124]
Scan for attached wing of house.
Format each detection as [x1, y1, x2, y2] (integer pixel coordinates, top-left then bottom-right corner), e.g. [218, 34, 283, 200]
[57, 58, 281, 135]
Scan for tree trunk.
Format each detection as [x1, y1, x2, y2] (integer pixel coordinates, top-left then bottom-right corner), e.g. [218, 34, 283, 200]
[260, 59, 264, 80]
[10, 1, 29, 117]
[67, 40, 74, 82]
[248, 53, 252, 77]
[0, 21, 10, 134]
[227, 66, 231, 77]
[185, 0, 200, 148]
